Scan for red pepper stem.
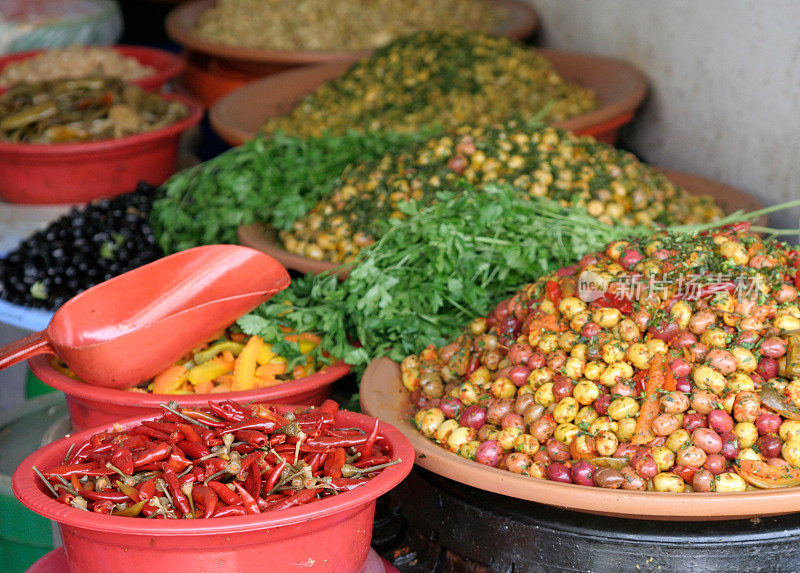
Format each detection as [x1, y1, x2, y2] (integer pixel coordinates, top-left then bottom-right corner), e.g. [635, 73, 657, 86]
[159, 403, 216, 430]
[33, 466, 59, 497]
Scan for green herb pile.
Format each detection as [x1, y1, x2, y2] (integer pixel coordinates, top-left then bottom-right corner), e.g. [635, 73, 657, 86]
[151, 129, 433, 253]
[237, 183, 653, 373]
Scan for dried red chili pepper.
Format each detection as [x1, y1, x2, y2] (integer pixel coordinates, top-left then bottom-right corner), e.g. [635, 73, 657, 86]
[359, 418, 380, 459]
[44, 462, 115, 479]
[92, 500, 114, 514]
[327, 478, 370, 492]
[207, 401, 248, 423]
[110, 448, 134, 476]
[262, 459, 286, 497]
[177, 423, 202, 443]
[132, 443, 171, 468]
[323, 448, 347, 479]
[191, 484, 218, 518]
[264, 488, 317, 512]
[212, 505, 247, 518]
[232, 482, 260, 514]
[233, 429, 268, 446]
[176, 440, 210, 459]
[82, 490, 131, 503]
[207, 481, 241, 506]
[164, 468, 191, 515]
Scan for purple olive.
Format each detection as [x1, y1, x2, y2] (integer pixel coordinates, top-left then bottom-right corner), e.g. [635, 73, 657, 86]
[460, 405, 487, 430]
[475, 440, 503, 467]
[719, 432, 740, 460]
[682, 413, 708, 433]
[508, 365, 532, 387]
[675, 377, 692, 393]
[757, 435, 783, 459]
[756, 357, 779, 380]
[755, 413, 782, 435]
[593, 395, 611, 416]
[439, 397, 465, 420]
[707, 409, 735, 434]
[545, 462, 572, 483]
[570, 460, 597, 487]
[703, 453, 726, 475]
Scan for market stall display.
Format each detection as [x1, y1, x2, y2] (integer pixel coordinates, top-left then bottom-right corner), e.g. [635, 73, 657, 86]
[0, 46, 183, 92]
[13, 401, 414, 572]
[166, 0, 537, 68]
[277, 124, 721, 265]
[358, 224, 800, 517]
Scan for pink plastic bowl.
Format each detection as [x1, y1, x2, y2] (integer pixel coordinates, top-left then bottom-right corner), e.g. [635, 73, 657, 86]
[0, 92, 202, 204]
[13, 407, 414, 573]
[29, 354, 351, 432]
[0, 45, 185, 94]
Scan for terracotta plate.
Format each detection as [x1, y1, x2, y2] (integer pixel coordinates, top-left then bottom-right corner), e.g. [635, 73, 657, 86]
[209, 49, 648, 147]
[237, 169, 765, 277]
[166, 0, 537, 70]
[360, 357, 800, 520]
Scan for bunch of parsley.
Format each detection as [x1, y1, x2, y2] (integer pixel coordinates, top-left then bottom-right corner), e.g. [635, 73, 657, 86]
[238, 183, 652, 374]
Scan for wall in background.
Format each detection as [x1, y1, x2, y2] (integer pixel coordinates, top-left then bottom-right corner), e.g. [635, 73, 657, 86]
[528, 0, 800, 237]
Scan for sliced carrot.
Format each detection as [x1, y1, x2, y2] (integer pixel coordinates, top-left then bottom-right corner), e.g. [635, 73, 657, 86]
[216, 374, 234, 386]
[631, 354, 664, 445]
[255, 363, 287, 379]
[193, 379, 215, 394]
[663, 366, 676, 392]
[232, 335, 264, 392]
[221, 350, 236, 362]
[152, 365, 189, 394]
[210, 382, 232, 393]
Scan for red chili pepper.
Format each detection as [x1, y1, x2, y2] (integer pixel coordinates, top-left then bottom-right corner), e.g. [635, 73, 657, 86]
[177, 440, 210, 460]
[70, 474, 81, 491]
[207, 481, 242, 506]
[166, 446, 192, 473]
[202, 458, 227, 475]
[244, 464, 261, 499]
[545, 280, 562, 307]
[237, 452, 261, 481]
[212, 505, 247, 518]
[179, 408, 227, 428]
[82, 490, 131, 503]
[177, 423, 202, 443]
[85, 443, 117, 456]
[264, 488, 317, 512]
[328, 478, 370, 492]
[131, 426, 170, 440]
[262, 459, 286, 497]
[79, 478, 94, 492]
[92, 500, 114, 514]
[233, 429, 268, 446]
[66, 441, 93, 464]
[136, 478, 157, 501]
[207, 401, 248, 423]
[324, 429, 364, 437]
[221, 418, 280, 434]
[323, 448, 346, 478]
[164, 468, 191, 515]
[55, 492, 75, 506]
[232, 482, 260, 514]
[250, 404, 292, 427]
[359, 418, 380, 460]
[43, 462, 115, 479]
[110, 448, 134, 476]
[305, 435, 368, 449]
[117, 435, 149, 451]
[318, 400, 339, 420]
[141, 420, 179, 434]
[232, 443, 258, 455]
[191, 484, 218, 518]
[268, 434, 287, 448]
[308, 453, 327, 473]
[354, 455, 391, 469]
[133, 443, 171, 468]
[794, 270, 800, 290]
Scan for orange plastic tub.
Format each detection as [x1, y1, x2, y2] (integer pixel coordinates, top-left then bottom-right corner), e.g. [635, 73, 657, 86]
[13, 407, 414, 573]
[29, 354, 351, 431]
[0, 93, 202, 204]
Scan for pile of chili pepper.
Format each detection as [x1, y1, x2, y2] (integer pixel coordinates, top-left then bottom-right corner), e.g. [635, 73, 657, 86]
[34, 400, 399, 519]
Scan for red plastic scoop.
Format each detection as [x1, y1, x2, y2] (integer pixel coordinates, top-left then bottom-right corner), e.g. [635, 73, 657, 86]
[0, 245, 290, 389]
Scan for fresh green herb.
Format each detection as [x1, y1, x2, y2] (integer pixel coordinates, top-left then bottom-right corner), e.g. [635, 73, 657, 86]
[151, 129, 434, 253]
[239, 183, 653, 373]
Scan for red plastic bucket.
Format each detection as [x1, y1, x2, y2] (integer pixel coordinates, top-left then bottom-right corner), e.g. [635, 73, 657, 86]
[13, 407, 414, 573]
[28, 354, 351, 432]
[0, 92, 202, 204]
[0, 46, 184, 95]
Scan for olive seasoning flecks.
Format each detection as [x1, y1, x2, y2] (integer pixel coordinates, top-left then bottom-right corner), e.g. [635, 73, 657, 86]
[280, 123, 724, 263]
[262, 30, 598, 138]
[0, 183, 163, 310]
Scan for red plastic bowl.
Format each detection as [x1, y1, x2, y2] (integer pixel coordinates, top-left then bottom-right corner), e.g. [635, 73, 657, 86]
[29, 354, 351, 432]
[0, 92, 202, 204]
[0, 45, 184, 94]
[13, 407, 414, 573]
